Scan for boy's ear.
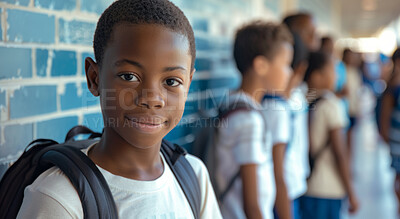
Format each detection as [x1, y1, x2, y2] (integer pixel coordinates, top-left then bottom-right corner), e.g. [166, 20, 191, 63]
[85, 57, 100, 97]
[189, 68, 195, 83]
[253, 56, 270, 76]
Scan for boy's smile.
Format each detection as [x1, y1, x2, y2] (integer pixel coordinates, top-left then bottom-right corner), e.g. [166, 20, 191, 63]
[86, 23, 193, 149]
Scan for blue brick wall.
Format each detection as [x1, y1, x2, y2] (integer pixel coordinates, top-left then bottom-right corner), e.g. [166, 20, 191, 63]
[36, 116, 79, 142]
[9, 85, 57, 119]
[0, 47, 32, 79]
[0, 124, 33, 156]
[60, 82, 100, 110]
[0, 0, 285, 176]
[36, 49, 48, 77]
[7, 9, 55, 43]
[59, 20, 96, 45]
[51, 50, 77, 76]
[34, 0, 76, 11]
[0, 9, 3, 41]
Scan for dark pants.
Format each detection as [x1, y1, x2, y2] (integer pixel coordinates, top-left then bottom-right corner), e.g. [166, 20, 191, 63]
[299, 196, 343, 219]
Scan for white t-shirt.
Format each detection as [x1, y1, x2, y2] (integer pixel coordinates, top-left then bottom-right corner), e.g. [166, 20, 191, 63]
[215, 92, 274, 219]
[262, 95, 291, 148]
[285, 84, 309, 199]
[17, 145, 222, 219]
[260, 95, 291, 212]
[306, 91, 349, 199]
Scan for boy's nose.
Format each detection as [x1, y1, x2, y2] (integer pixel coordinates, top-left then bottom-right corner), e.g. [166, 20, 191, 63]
[136, 90, 165, 109]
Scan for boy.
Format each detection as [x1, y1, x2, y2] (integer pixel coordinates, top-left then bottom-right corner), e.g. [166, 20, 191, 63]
[379, 48, 400, 214]
[215, 21, 293, 219]
[16, 0, 222, 218]
[301, 51, 359, 219]
[281, 34, 309, 219]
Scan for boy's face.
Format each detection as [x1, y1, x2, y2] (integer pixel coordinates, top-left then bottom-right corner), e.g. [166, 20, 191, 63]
[266, 42, 293, 92]
[86, 24, 193, 148]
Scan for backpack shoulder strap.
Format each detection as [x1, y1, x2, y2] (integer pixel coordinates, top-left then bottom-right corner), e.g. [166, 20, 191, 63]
[160, 140, 201, 219]
[40, 142, 118, 219]
[308, 96, 330, 177]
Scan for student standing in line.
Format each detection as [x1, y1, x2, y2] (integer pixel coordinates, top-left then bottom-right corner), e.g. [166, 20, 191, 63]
[379, 48, 400, 215]
[16, 0, 222, 218]
[270, 13, 318, 219]
[215, 21, 293, 219]
[301, 51, 359, 219]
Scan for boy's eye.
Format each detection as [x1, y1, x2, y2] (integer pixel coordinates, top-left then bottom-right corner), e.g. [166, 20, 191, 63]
[164, 78, 182, 87]
[118, 73, 139, 82]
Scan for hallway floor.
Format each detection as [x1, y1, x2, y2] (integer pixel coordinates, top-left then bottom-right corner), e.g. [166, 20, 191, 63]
[342, 89, 398, 219]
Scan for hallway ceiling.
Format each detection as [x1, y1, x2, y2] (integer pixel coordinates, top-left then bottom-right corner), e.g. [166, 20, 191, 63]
[340, 0, 400, 37]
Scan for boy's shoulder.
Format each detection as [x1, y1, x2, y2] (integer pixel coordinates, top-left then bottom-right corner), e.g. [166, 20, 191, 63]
[319, 91, 342, 110]
[21, 166, 82, 217]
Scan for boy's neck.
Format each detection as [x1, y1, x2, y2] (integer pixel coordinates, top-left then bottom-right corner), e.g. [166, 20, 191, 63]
[88, 128, 164, 181]
[239, 81, 264, 103]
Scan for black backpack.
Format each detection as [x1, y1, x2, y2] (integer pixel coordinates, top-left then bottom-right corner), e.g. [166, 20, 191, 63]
[0, 125, 201, 219]
[192, 99, 262, 203]
[307, 97, 330, 180]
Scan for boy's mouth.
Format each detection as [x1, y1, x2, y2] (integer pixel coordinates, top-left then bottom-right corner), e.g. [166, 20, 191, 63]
[124, 116, 167, 133]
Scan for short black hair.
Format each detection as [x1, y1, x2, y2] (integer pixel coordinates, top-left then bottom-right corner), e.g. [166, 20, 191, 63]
[283, 12, 312, 32]
[392, 48, 400, 63]
[304, 51, 331, 82]
[291, 32, 309, 69]
[233, 21, 293, 75]
[321, 36, 333, 46]
[342, 48, 353, 63]
[93, 0, 195, 70]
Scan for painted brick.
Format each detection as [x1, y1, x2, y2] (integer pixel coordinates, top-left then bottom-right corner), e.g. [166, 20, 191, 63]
[35, 0, 76, 11]
[51, 50, 77, 76]
[59, 19, 96, 45]
[81, 0, 114, 14]
[194, 58, 212, 72]
[0, 90, 6, 120]
[2, 0, 30, 6]
[36, 49, 48, 77]
[0, 47, 32, 79]
[165, 124, 190, 141]
[0, 90, 5, 107]
[0, 124, 33, 157]
[0, 9, 2, 41]
[195, 37, 211, 51]
[7, 9, 55, 43]
[191, 18, 209, 32]
[81, 52, 95, 76]
[60, 82, 100, 110]
[83, 113, 103, 133]
[10, 85, 57, 119]
[36, 116, 79, 143]
[189, 78, 238, 93]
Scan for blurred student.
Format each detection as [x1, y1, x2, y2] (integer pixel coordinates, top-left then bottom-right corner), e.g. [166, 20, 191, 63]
[275, 13, 315, 219]
[258, 21, 295, 219]
[379, 48, 400, 214]
[342, 48, 363, 156]
[301, 51, 359, 219]
[283, 12, 319, 52]
[320, 36, 348, 96]
[215, 21, 293, 219]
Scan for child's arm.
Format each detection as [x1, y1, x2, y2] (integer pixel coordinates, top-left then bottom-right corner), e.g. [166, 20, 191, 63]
[329, 128, 359, 213]
[240, 164, 263, 219]
[273, 143, 292, 219]
[379, 91, 395, 143]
